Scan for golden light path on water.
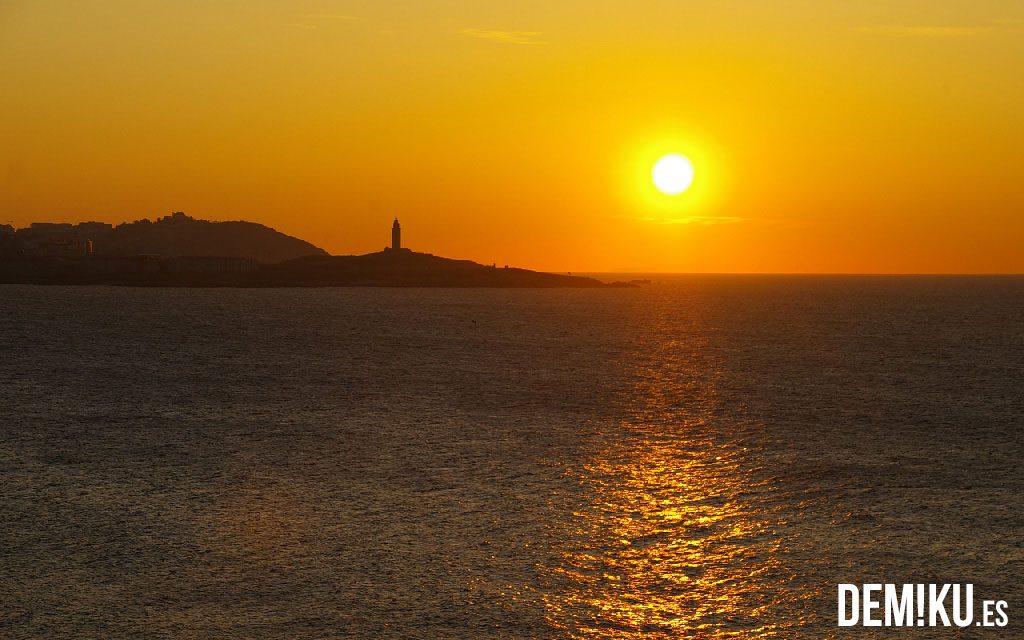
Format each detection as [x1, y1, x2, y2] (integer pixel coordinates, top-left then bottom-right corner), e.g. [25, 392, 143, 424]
[543, 317, 811, 638]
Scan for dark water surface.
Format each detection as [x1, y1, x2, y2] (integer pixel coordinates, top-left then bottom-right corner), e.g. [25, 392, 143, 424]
[1, 278, 1022, 638]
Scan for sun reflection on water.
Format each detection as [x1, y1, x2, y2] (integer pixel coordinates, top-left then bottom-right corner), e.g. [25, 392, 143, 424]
[544, 333, 805, 638]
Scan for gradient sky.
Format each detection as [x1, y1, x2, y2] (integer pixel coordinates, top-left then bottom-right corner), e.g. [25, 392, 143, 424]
[2, 1, 1022, 272]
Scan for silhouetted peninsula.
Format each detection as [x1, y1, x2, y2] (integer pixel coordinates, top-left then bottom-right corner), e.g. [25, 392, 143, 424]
[0, 215, 612, 288]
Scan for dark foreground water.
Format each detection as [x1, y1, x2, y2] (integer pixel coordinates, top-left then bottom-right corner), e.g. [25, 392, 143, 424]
[1, 277, 1022, 639]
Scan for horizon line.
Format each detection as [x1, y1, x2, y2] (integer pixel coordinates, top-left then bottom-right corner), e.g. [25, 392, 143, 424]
[573, 271, 1024, 277]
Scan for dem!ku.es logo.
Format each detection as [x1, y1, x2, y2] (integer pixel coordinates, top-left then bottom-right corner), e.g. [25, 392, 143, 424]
[838, 584, 1008, 628]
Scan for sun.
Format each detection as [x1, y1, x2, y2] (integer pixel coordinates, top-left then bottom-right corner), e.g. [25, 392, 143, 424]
[652, 154, 694, 195]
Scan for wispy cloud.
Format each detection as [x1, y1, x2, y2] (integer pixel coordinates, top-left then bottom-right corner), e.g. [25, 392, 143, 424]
[857, 25, 986, 38]
[284, 13, 357, 30]
[306, 13, 357, 21]
[857, 20, 1024, 38]
[461, 28, 544, 45]
[636, 215, 747, 226]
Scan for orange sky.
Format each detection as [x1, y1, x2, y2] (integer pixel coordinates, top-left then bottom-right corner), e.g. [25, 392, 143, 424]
[2, 1, 1022, 272]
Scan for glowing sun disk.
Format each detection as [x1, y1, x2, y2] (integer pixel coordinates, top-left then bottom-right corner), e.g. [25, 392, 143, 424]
[652, 154, 694, 195]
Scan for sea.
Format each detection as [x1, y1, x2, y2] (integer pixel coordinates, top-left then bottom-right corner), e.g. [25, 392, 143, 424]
[1, 277, 1022, 639]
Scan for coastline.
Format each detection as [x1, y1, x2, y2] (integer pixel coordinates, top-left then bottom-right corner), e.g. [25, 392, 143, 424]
[0, 251, 624, 288]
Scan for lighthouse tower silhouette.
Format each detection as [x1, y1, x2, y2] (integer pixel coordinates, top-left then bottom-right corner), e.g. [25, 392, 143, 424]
[391, 217, 401, 250]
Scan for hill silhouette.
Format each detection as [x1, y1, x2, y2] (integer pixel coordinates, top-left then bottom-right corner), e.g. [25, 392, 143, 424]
[96, 212, 326, 263]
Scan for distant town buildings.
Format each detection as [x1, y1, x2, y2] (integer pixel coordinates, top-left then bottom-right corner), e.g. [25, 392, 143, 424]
[0, 213, 258, 274]
[162, 211, 190, 223]
[4, 222, 107, 258]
